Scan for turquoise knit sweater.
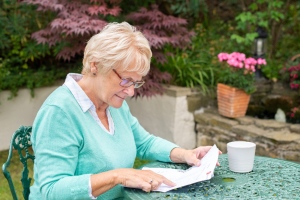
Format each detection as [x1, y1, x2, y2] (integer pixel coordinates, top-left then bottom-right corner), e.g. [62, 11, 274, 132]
[29, 85, 178, 200]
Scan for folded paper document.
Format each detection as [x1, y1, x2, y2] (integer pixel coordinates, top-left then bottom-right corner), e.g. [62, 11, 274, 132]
[142, 144, 219, 192]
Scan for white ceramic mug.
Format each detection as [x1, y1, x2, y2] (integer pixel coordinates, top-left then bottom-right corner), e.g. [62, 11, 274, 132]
[227, 141, 256, 173]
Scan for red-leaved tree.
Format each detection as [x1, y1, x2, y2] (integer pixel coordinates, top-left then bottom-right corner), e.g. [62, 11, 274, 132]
[23, 0, 194, 97]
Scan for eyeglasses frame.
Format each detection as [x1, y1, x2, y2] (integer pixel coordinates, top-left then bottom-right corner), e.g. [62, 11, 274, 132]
[112, 69, 145, 88]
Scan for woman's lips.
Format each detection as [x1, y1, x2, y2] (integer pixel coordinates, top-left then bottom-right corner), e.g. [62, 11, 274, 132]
[116, 94, 125, 99]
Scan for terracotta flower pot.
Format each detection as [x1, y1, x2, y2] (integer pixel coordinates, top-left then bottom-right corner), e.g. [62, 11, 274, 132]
[217, 83, 250, 118]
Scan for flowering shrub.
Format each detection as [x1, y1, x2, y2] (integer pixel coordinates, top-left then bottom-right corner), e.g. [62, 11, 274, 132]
[217, 52, 267, 94]
[287, 107, 300, 123]
[281, 54, 300, 90]
[286, 64, 300, 89]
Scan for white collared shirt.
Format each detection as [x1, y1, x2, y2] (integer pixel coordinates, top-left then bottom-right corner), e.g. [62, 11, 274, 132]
[63, 73, 115, 135]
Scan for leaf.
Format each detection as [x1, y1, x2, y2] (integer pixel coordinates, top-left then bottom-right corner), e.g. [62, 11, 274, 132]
[230, 34, 244, 44]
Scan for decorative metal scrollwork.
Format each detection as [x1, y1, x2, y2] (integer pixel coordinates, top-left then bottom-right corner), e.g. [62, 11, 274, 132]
[2, 126, 35, 200]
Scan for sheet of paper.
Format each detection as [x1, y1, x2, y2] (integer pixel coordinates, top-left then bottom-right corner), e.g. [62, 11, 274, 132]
[142, 144, 219, 192]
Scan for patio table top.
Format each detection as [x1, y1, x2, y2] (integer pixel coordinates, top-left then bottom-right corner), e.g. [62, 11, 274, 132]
[124, 154, 300, 199]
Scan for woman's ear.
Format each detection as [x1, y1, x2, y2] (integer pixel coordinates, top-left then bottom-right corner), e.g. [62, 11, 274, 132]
[90, 62, 98, 75]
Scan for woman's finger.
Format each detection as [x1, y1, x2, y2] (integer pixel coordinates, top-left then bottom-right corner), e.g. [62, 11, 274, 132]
[162, 178, 176, 187]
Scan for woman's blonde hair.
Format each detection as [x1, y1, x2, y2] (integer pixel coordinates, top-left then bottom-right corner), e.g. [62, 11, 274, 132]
[82, 22, 152, 76]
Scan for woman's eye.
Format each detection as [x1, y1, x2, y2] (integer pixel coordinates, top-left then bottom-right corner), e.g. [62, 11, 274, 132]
[121, 79, 132, 85]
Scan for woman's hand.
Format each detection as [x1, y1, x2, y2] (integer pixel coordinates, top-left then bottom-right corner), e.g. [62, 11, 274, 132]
[91, 168, 175, 196]
[115, 168, 176, 192]
[170, 146, 222, 167]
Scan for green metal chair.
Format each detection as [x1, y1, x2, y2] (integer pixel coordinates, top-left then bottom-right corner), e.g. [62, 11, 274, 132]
[2, 126, 35, 200]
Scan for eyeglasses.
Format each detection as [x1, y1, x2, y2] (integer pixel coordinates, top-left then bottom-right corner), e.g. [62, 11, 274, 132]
[113, 69, 145, 88]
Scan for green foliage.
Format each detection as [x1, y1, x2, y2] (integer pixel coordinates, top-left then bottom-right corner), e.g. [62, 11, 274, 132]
[273, 3, 300, 59]
[218, 65, 256, 95]
[1, 0, 300, 100]
[163, 48, 214, 94]
[231, 0, 285, 47]
[219, 0, 300, 82]
[158, 23, 217, 94]
[161, 0, 209, 28]
[165, 0, 207, 19]
[0, 63, 79, 98]
[0, 0, 73, 98]
[261, 59, 282, 81]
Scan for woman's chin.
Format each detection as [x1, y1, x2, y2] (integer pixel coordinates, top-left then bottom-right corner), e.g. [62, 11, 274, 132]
[111, 98, 124, 108]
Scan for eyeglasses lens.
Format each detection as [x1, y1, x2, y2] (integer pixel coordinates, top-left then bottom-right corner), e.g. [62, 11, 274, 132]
[120, 79, 132, 87]
[120, 79, 144, 88]
[114, 69, 145, 88]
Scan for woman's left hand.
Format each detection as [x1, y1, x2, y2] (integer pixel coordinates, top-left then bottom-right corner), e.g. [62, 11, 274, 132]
[170, 146, 222, 167]
[184, 146, 222, 167]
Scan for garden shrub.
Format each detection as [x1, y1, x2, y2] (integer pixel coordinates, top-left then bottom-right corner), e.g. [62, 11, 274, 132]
[1, 0, 300, 102]
[0, 0, 71, 98]
[21, 0, 195, 98]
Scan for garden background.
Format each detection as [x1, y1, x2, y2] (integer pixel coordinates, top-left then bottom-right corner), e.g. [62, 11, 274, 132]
[1, 0, 300, 198]
[1, 0, 300, 119]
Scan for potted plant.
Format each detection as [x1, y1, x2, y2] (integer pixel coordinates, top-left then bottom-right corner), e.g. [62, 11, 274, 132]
[217, 52, 267, 118]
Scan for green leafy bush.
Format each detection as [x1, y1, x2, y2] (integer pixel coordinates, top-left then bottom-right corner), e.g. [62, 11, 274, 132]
[157, 23, 218, 94]
[1, 0, 300, 100]
[0, 0, 69, 98]
[230, 0, 285, 48]
[9, 0, 195, 98]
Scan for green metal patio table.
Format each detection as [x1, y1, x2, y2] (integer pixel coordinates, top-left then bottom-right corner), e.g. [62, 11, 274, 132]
[124, 154, 300, 199]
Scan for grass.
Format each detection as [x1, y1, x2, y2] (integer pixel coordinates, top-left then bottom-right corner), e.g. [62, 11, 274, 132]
[0, 149, 34, 200]
[0, 149, 150, 199]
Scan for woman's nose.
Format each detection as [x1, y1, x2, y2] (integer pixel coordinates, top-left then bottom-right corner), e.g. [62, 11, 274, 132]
[123, 85, 135, 97]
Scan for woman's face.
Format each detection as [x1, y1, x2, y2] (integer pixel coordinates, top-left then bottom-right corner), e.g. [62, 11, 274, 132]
[95, 67, 143, 109]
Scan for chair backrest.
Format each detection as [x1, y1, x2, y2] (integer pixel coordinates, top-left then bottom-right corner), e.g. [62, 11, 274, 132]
[2, 126, 35, 200]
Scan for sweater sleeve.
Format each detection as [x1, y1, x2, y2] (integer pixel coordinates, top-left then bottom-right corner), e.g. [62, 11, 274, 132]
[32, 105, 91, 200]
[122, 101, 179, 162]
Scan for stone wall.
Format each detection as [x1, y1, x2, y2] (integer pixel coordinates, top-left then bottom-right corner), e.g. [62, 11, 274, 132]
[190, 80, 300, 162]
[193, 109, 300, 163]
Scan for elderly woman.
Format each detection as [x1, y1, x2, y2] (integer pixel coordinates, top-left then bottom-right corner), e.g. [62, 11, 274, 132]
[29, 22, 216, 200]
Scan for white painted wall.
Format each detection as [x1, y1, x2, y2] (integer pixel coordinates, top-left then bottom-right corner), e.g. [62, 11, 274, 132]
[126, 86, 196, 149]
[0, 85, 59, 151]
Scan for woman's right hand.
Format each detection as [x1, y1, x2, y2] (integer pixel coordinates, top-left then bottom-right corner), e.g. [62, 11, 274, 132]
[90, 168, 176, 197]
[115, 168, 176, 192]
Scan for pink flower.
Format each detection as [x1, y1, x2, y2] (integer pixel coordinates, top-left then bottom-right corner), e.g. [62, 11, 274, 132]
[227, 59, 241, 67]
[218, 53, 229, 62]
[218, 52, 266, 77]
[238, 62, 243, 68]
[290, 83, 299, 89]
[257, 58, 267, 65]
[294, 74, 298, 79]
[244, 58, 257, 66]
[231, 52, 246, 61]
